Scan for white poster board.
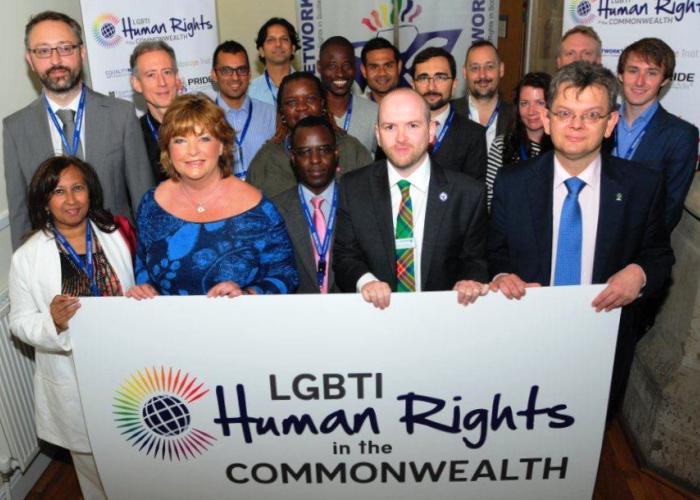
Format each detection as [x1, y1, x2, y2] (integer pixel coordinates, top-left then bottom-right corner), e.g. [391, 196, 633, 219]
[79, 0, 218, 108]
[563, 0, 700, 155]
[71, 287, 618, 499]
[296, 0, 499, 95]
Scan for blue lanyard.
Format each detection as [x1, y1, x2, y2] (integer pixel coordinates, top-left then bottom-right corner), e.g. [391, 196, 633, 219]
[519, 143, 529, 161]
[298, 184, 338, 288]
[469, 100, 500, 129]
[44, 87, 86, 156]
[145, 113, 159, 143]
[342, 95, 353, 131]
[431, 106, 455, 154]
[234, 99, 254, 179]
[613, 124, 648, 160]
[264, 70, 277, 104]
[53, 222, 99, 297]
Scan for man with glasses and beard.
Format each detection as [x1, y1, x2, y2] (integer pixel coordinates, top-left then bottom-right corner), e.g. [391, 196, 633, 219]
[3, 10, 153, 249]
[452, 41, 516, 153]
[211, 40, 276, 180]
[411, 47, 487, 182]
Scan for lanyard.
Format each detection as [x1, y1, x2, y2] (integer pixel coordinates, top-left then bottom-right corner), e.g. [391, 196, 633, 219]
[342, 95, 353, 131]
[145, 113, 159, 143]
[298, 184, 338, 288]
[613, 123, 648, 160]
[53, 222, 99, 297]
[469, 100, 500, 130]
[431, 106, 455, 154]
[44, 87, 86, 156]
[234, 99, 254, 179]
[519, 143, 529, 161]
[264, 70, 277, 104]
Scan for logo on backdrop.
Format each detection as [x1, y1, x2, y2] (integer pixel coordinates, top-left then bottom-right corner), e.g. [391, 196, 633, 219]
[569, 0, 597, 24]
[113, 366, 216, 461]
[92, 14, 122, 48]
[356, 1, 462, 88]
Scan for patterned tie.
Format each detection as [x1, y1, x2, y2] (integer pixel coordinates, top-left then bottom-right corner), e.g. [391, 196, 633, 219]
[395, 180, 416, 292]
[56, 108, 84, 158]
[311, 196, 328, 293]
[554, 177, 586, 285]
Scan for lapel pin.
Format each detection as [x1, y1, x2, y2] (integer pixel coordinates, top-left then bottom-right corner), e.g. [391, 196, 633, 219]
[439, 192, 448, 202]
[615, 193, 623, 202]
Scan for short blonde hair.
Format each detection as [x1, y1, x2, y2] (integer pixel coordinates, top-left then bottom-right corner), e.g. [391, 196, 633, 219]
[158, 93, 235, 179]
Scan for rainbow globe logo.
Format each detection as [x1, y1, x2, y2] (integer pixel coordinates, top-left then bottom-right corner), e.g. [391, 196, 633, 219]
[569, 0, 597, 24]
[92, 14, 122, 48]
[113, 366, 216, 461]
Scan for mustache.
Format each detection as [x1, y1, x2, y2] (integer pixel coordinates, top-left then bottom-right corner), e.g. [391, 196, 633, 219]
[475, 78, 493, 85]
[424, 92, 442, 98]
[48, 65, 72, 74]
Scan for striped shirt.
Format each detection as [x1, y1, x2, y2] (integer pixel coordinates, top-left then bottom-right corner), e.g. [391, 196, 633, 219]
[486, 134, 542, 209]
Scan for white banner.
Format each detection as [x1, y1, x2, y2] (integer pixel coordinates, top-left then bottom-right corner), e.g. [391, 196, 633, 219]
[563, 0, 700, 147]
[296, 0, 499, 94]
[71, 287, 618, 500]
[79, 0, 218, 108]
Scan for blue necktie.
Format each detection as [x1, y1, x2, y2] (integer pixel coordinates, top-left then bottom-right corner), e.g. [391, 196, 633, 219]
[554, 177, 586, 286]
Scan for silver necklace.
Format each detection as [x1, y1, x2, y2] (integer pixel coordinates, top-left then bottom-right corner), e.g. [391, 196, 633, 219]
[179, 181, 222, 213]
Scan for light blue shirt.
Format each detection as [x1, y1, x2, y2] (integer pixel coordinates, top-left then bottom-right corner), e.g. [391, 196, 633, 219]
[615, 100, 659, 160]
[248, 69, 294, 106]
[217, 94, 276, 178]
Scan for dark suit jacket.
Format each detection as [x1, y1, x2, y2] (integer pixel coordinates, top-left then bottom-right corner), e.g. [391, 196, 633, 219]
[487, 151, 674, 415]
[333, 159, 489, 292]
[3, 86, 154, 249]
[450, 97, 516, 138]
[603, 105, 699, 230]
[139, 112, 168, 183]
[272, 186, 338, 293]
[432, 111, 487, 182]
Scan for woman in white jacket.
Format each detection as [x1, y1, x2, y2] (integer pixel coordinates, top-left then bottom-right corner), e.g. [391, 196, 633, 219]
[9, 156, 135, 500]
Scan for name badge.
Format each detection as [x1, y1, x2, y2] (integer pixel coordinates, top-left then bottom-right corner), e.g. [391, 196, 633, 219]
[395, 237, 415, 250]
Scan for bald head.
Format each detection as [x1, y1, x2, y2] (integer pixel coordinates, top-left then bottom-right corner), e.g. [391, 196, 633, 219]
[376, 88, 435, 175]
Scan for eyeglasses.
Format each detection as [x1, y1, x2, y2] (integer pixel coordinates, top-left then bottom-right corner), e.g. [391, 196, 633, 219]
[549, 109, 609, 124]
[215, 65, 250, 77]
[283, 95, 321, 108]
[29, 44, 81, 58]
[292, 145, 336, 158]
[414, 73, 452, 84]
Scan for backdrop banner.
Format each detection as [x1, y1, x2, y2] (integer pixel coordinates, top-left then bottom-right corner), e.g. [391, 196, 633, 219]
[563, 0, 700, 155]
[71, 287, 618, 500]
[296, 0, 499, 94]
[79, 0, 218, 108]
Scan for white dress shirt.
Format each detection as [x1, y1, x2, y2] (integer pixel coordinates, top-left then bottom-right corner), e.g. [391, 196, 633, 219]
[550, 155, 601, 285]
[468, 95, 497, 152]
[432, 105, 450, 137]
[356, 156, 431, 292]
[46, 90, 86, 156]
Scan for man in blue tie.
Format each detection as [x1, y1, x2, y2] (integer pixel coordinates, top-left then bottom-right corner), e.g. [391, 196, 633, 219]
[488, 61, 674, 418]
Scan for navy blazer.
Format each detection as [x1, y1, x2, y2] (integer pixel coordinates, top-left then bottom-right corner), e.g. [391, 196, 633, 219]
[604, 105, 698, 230]
[488, 151, 674, 296]
[333, 159, 489, 292]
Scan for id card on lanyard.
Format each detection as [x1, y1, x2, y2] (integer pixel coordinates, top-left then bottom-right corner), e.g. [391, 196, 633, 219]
[53, 222, 99, 297]
[297, 185, 338, 288]
[44, 86, 86, 156]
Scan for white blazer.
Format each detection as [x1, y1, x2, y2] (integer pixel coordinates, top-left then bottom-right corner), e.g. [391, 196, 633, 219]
[9, 222, 134, 452]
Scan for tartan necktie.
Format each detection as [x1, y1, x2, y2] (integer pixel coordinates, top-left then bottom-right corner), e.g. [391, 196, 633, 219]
[56, 108, 84, 159]
[554, 177, 586, 285]
[395, 180, 415, 292]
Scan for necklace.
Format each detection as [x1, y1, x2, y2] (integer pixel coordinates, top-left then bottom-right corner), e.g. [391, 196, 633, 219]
[179, 180, 223, 213]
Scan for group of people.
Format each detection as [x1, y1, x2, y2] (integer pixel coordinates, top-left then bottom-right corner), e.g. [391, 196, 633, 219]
[3, 10, 698, 500]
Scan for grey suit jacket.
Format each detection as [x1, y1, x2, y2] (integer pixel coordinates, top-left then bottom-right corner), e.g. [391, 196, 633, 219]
[272, 186, 338, 293]
[3, 86, 155, 249]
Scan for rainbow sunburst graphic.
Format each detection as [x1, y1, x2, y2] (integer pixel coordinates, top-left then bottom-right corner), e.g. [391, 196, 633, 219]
[361, 0, 422, 31]
[92, 14, 122, 48]
[113, 366, 216, 461]
[569, 0, 597, 24]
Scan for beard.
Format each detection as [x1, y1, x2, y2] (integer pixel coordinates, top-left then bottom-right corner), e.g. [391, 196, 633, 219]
[423, 91, 449, 111]
[468, 79, 497, 100]
[39, 64, 82, 93]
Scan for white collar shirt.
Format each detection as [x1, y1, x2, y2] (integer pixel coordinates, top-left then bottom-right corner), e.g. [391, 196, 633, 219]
[45, 89, 86, 156]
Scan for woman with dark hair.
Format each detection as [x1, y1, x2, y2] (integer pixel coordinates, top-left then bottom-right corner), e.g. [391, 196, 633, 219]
[126, 93, 298, 298]
[246, 71, 372, 197]
[486, 72, 553, 207]
[9, 156, 134, 499]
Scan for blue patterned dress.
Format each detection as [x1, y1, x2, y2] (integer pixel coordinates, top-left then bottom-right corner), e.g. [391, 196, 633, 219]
[135, 189, 298, 295]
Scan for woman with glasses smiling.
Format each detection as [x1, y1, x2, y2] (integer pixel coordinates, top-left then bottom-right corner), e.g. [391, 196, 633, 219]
[246, 72, 373, 198]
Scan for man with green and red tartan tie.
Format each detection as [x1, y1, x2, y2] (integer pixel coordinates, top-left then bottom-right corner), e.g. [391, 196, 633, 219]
[333, 88, 490, 308]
